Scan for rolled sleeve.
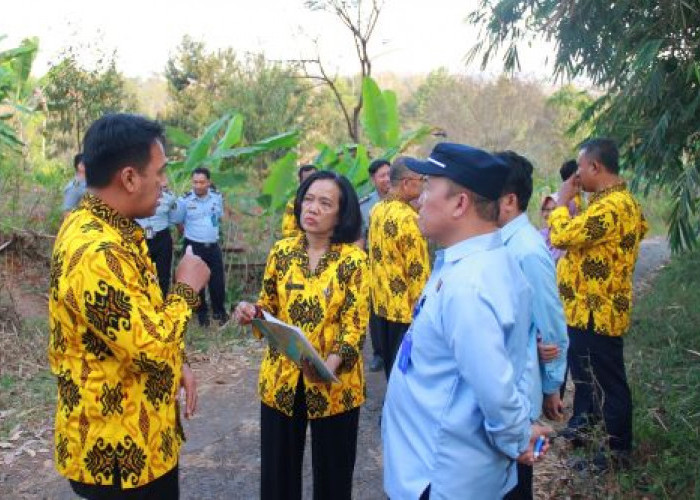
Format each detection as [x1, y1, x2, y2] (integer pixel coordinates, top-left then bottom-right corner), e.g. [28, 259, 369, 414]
[520, 253, 568, 394]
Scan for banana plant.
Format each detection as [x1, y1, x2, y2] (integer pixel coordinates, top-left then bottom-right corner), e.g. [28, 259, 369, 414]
[165, 112, 299, 193]
[261, 76, 436, 214]
[0, 36, 39, 155]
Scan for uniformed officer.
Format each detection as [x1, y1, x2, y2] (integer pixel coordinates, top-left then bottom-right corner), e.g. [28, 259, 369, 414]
[135, 180, 179, 296]
[62, 153, 87, 216]
[174, 167, 227, 327]
[359, 158, 391, 372]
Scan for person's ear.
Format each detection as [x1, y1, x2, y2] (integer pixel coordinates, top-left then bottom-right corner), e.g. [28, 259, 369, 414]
[452, 191, 470, 218]
[120, 166, 139, 194]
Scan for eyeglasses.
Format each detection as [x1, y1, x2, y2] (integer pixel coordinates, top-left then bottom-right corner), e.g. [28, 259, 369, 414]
[400, 175, 424, 182]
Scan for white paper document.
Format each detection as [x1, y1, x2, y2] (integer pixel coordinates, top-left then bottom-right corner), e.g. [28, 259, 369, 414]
[252, 311, 339, 383]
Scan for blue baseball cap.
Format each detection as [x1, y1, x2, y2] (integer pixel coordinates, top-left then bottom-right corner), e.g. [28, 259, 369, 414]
[405, 143, 508, 200]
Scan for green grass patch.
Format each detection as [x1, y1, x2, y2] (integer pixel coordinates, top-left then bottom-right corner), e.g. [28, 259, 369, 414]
[620, 248, 700, 498]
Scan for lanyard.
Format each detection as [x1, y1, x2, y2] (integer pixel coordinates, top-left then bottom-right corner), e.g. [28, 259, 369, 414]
[397, 294, 426, 374]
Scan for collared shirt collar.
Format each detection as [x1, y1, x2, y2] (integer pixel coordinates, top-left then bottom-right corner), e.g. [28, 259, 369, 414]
[589, 182, 627, 204]
[442, 230, 502, 264]
[80, 193, 143, 244]
[499, 212, 531, 244]
[194, 189, 212, 201]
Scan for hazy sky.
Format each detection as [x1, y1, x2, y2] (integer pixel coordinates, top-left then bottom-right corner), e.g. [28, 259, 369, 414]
[1, 0, 554, 80]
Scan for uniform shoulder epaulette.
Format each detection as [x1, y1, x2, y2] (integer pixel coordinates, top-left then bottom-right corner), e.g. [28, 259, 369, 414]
[181, 190, 192, 199]
[210, 185, 219, 193]
[359, 194, 371, 204]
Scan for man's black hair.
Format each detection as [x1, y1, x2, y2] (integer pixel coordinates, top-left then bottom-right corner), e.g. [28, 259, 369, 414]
[580, 138, 619, 174]
[298, 164, 318, 182]
[82, 114, 165, 188]
[368, 158, 390, 176]
[192, 167, 211, 179]
[495, 150, 534, 212]
[560, 159, 578, 181]
[73, 153, 83, 170]
[294, 170, 362, 244]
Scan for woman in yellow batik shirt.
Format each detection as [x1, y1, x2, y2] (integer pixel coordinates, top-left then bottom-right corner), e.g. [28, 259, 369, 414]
[235, 170, 368, 500]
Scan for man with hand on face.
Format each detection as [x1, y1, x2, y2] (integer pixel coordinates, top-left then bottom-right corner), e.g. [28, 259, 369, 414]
[382, 143, 551, 500]
[551, 138, 647, 470]
[174, 167, 226, 327]
[368, 157, 430, 380]
[48, 113, 210, 499]
[496, 151, 568, 500]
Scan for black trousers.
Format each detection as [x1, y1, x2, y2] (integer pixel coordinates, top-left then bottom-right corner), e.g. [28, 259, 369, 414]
[260, 379, 360, 500]
[69, 463, 178, 499]
[183, 239, 226, 320]
[567, 323, 633, 451]
[368, 303, 383, 358]
[146, 229, 173, 296]
[503, 463, 533, 500]
[371, 312, 410, 380]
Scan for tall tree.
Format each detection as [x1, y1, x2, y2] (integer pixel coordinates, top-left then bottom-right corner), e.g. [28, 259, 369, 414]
[467, 1, 700, 250]
[403, 69, 587, 176]
[300, 0, 384, 143]
[164, 36, 346, 156]
[42, 47, 136, 156]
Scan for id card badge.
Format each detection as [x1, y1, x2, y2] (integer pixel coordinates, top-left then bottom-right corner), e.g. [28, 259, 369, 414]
[145, 226, 154, 239]
[397, 330, 413, 374]
[211, 213, 219, 227]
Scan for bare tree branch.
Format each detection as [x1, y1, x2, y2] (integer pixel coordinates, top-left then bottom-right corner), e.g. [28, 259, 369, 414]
[293, 0, 384, 142]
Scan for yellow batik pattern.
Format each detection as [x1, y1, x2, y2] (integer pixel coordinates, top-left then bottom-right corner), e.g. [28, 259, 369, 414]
[48, 194, 199, 489]
[255, 235, 369, 418]
[368, 197, 430, 323]
[550, 184, 648, 337]
[280, 198, 301, 239]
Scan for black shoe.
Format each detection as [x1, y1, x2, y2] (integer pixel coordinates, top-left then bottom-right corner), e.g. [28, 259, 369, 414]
[212, 313, 228, 327]
[559, 414, 598, 448]
[198, 316, 210, 327]
[569, 450, 631, 473]
[369, 355, 384, 372]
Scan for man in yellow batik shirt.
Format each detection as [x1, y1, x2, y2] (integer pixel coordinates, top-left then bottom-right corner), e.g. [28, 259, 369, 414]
[550, 138, 647, 470]
[48, 114, 210, 498]
[280, 164, 317, 239]
[368, 157, 430, 379]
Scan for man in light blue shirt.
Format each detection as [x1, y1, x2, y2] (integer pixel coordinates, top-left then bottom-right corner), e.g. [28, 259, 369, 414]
[62, 153, 87, 215]
[173, 167, 226, 326]
[496, 151, 569, 500]
[135, 180, 179, 296]
[383, 143, 551, 499]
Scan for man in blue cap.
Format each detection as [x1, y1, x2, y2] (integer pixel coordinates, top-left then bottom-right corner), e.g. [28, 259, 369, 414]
[382, 143, 550, 499]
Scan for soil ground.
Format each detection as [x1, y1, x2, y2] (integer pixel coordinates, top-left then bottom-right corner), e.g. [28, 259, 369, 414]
[0, 237, 671, 499]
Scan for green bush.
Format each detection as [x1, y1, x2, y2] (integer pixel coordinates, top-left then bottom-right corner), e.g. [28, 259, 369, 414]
[622, 249, 700, 497]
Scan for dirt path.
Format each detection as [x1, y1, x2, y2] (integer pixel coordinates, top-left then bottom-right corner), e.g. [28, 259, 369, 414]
[1, 237, 671, 499]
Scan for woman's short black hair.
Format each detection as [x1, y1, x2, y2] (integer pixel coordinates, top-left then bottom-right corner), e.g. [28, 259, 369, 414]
[294, 170, 361, 244]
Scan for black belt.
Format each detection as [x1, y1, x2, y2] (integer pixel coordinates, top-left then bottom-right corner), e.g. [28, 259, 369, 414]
[143, 227, 170, 240]
[186, 239, 218, 248]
